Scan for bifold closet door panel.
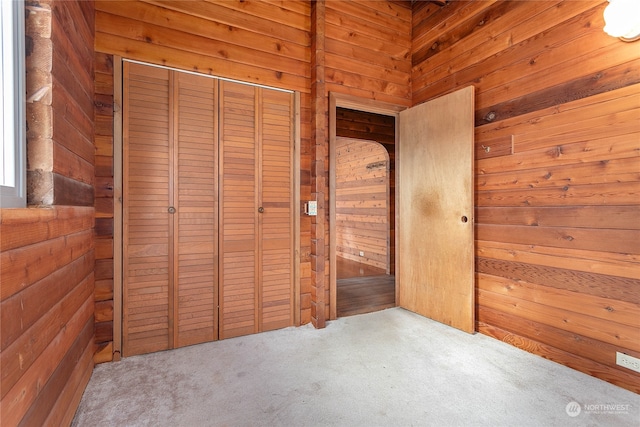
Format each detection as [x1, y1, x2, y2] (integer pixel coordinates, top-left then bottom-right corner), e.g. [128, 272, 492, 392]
[174, 72, 218, 347]
[123, 62, 172, 356]
[219, 81, 259, 339]
[260, 89, 294, 332]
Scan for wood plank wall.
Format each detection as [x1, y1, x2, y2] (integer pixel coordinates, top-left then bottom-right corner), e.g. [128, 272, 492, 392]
[322, 0, 412, 319]
[412, 0, 640, 392]
[336, 108, 396, 273]
[93, 0, 313, 358]
[335, 139, 389, 271]
[325, 0, 412, 107]
[1, 1, 96, 424]
[93, 0, 413, 352]
[94, 52, 116, 362]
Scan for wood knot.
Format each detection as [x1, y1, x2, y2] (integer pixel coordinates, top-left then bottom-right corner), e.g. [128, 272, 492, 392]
[605, 306, 614, 312]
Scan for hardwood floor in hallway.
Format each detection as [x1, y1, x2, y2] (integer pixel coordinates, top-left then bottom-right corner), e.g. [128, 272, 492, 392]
[337, 257, 395, 317]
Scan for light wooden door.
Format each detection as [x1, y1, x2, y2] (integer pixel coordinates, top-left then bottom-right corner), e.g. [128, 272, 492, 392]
[123, 63, 218, 356]
[218, 81, 294, 339]
[398, 86, 475, 333]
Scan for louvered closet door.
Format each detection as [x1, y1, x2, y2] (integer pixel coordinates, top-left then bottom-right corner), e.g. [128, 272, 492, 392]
[260, 89, 294, 332]
[123, 62, 172, 356]
[174, 72, 218, 347]
[123, 63, 218, 356]
[219, 81, 294, 339]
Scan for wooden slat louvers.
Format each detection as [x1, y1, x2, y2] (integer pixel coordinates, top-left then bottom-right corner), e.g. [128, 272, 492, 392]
[175, 72, 218, 347]
[123, 62, 172, 356]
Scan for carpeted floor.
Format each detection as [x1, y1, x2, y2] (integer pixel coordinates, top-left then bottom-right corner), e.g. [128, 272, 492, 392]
[73, 308, 639, 426]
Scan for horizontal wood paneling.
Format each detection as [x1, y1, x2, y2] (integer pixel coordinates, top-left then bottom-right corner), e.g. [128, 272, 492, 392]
[335, 139, 389, 271]
[0, 206, 95, 426]
[95, 0, 314, 353]
[325, 0, 411, 106]
[94, 51, 116, 362]
[4, 3, 97, 425]
[95, 0, 310, 92]
[413, 0, 640, 392]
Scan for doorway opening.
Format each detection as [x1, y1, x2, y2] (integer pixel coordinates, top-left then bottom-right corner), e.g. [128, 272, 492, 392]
[335, 136, 394, 317]
[330, 98, 403, 319]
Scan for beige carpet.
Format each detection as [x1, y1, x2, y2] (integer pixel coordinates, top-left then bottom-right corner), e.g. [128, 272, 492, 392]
[73, 308, 639, 426]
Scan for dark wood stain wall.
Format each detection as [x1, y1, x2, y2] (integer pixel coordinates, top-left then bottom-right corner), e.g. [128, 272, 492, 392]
[1, 1, 96, 425]
[412, 0, 639, 392]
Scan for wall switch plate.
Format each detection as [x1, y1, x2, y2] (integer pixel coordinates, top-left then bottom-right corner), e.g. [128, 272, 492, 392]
[616, 352, 640, 373]
[359, 251, 364, 257]
[305, 201, 317, 216]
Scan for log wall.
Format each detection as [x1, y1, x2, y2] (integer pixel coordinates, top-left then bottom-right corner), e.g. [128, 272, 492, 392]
[412, 0, 640, 392]
[335, 139, 389, 270]
[1, 1, 96, 424]
[26, 0, 95, 206]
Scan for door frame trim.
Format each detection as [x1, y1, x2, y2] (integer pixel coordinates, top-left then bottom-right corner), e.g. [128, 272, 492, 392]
[113, 55, 123, 361]
[328, 93, 405, 320]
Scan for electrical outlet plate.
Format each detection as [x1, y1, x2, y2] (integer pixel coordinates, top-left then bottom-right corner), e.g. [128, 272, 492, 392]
[359, 251, 364, 257]
[616, 352, 640, 373]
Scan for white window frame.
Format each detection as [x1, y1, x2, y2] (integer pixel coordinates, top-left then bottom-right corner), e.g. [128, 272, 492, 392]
[1, 0, 26, 208]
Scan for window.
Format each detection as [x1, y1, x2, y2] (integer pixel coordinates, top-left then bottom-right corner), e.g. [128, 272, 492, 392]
[1, 0, 26, 208]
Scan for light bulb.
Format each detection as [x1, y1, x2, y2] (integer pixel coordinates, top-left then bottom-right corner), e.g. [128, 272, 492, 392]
[603, 0, 640, 41]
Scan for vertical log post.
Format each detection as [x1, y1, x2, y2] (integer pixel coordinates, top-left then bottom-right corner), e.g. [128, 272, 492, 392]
[310, 0, 327, 328]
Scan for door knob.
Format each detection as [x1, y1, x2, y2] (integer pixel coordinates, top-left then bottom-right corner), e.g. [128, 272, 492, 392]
[258, 207, 264, 213]
[168, 206, 176, 214]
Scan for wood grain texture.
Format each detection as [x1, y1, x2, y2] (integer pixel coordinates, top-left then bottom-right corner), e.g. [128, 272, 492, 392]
[325, 0, 411, 106]
[219, 81, 295, 339]
[2, 3, 95, 424]
[0, 207, 94, 426]
[335, 138, 389, 271]
[412, 0, 640, 392]
[94, 51, 115, 362]
[398, 86, 475, 333]
[122, 62, 172, 356]
[95, 0, 310, 93]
